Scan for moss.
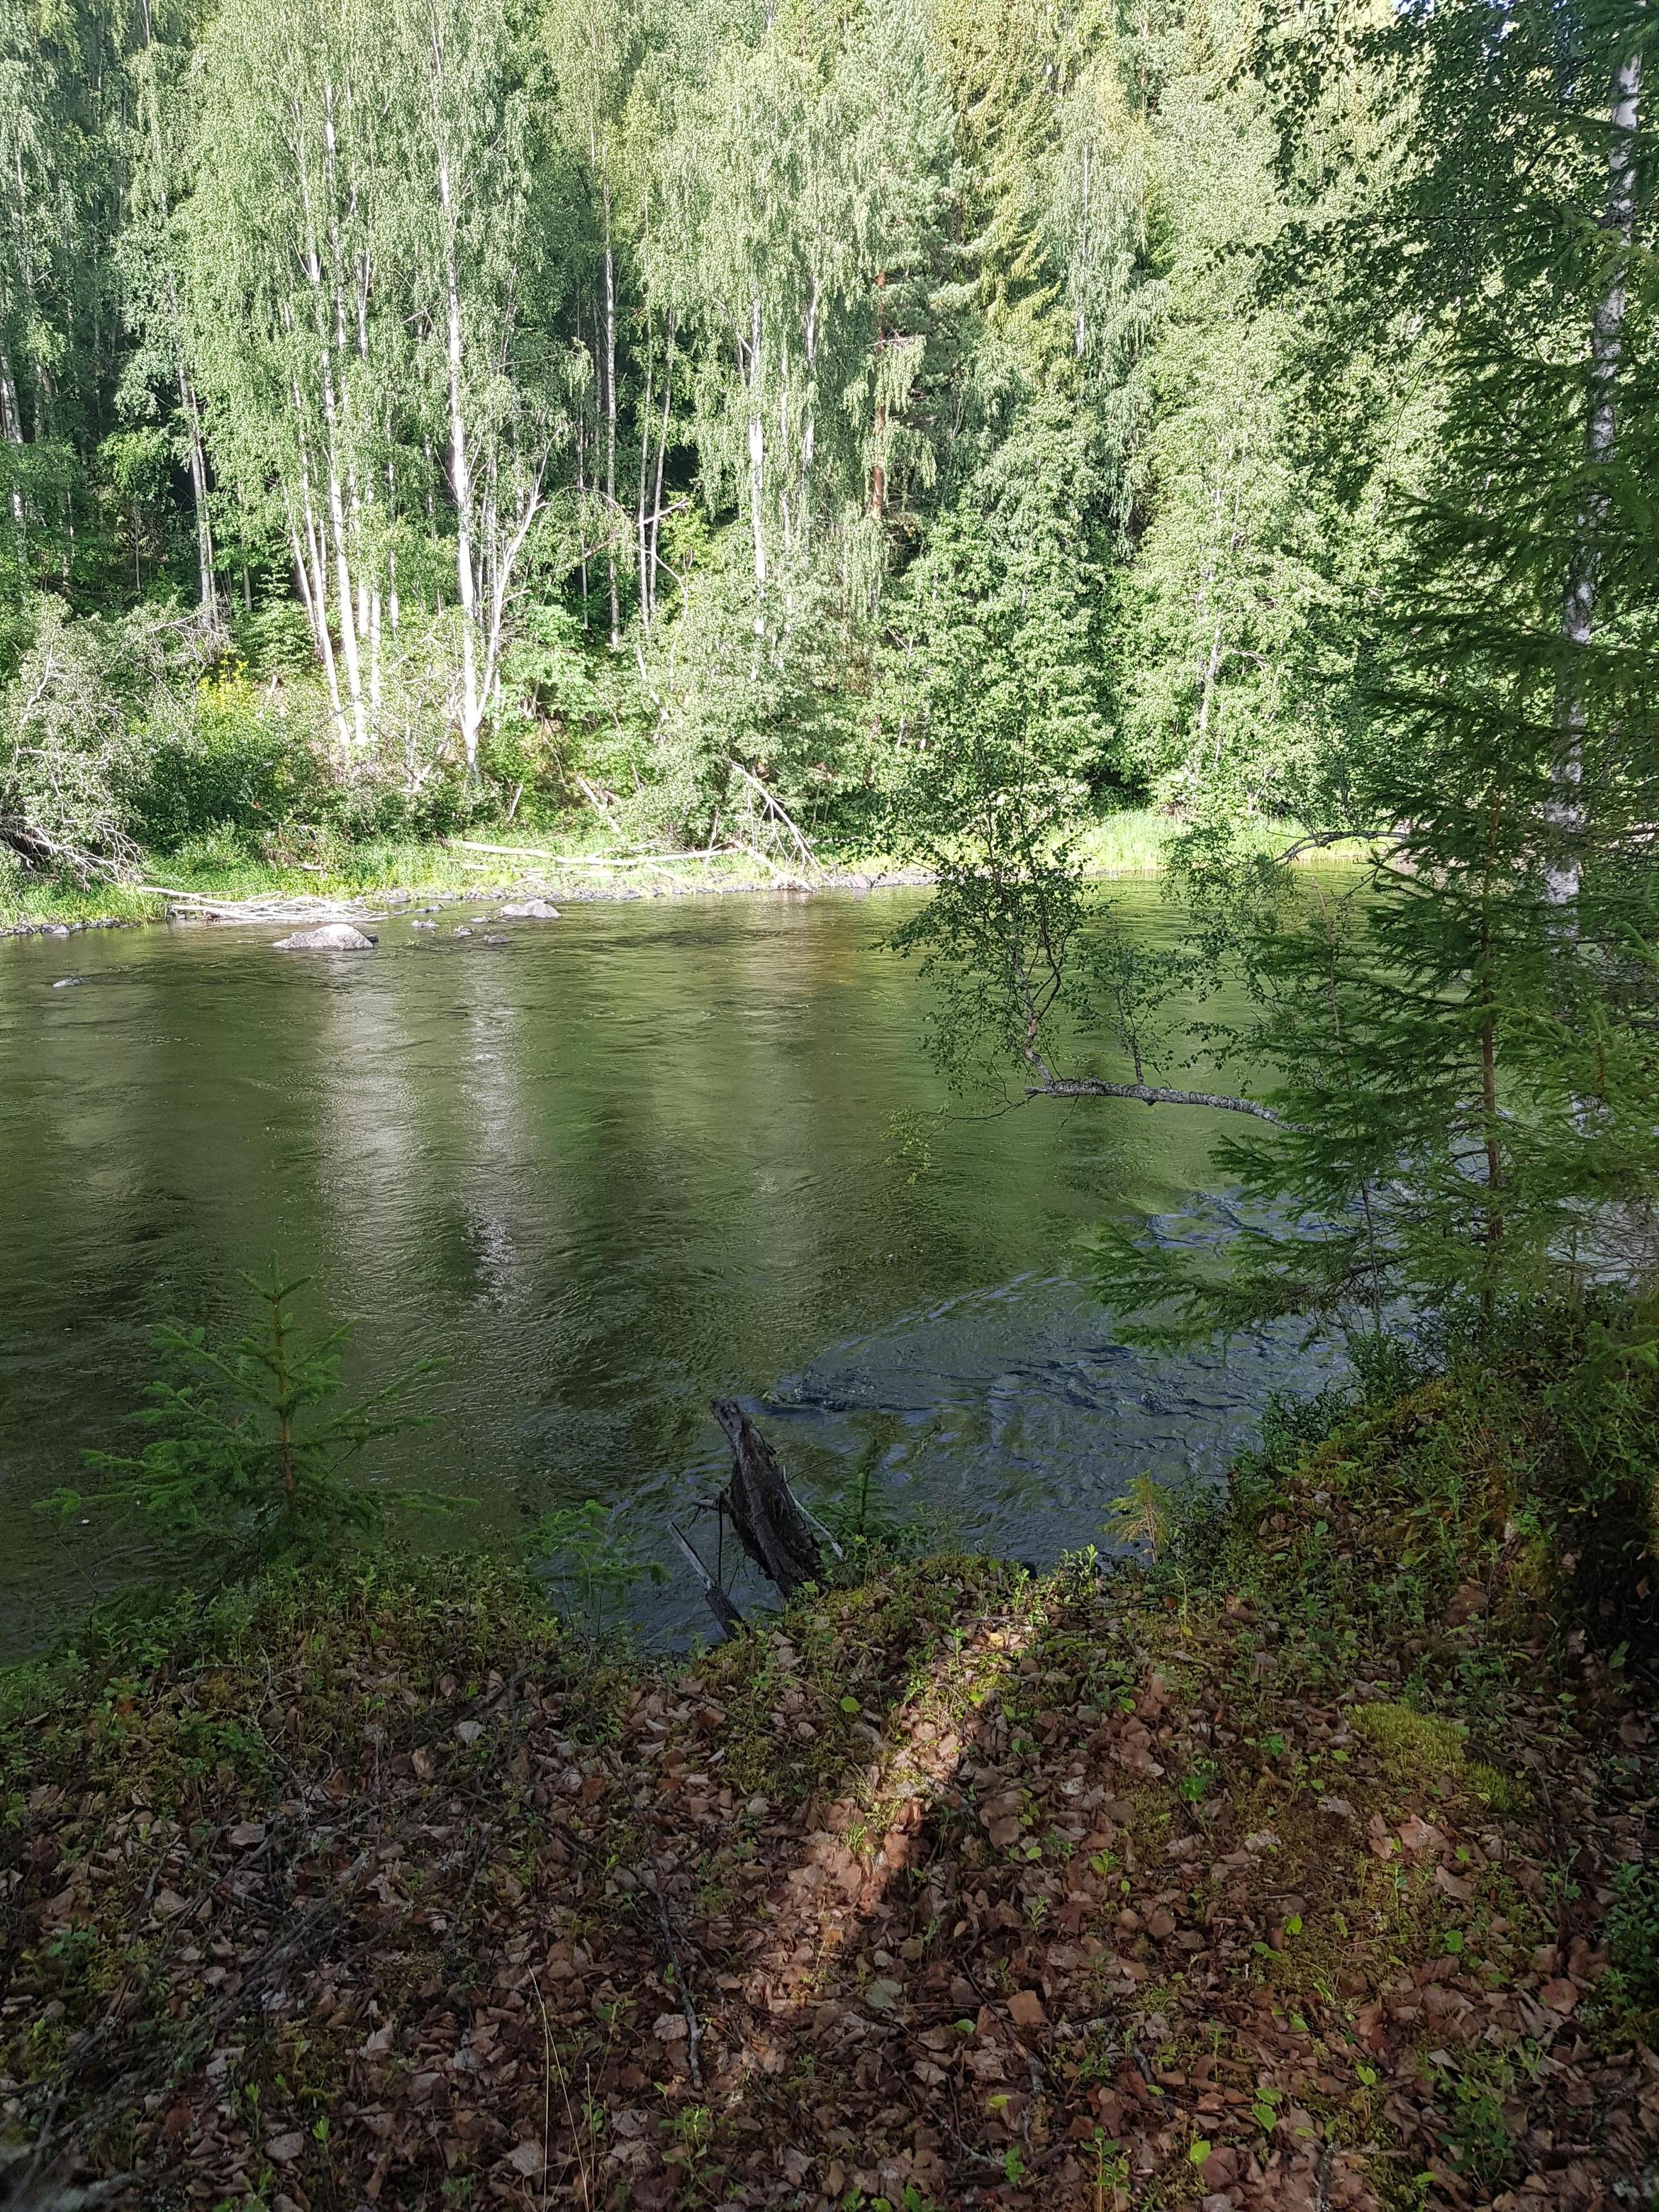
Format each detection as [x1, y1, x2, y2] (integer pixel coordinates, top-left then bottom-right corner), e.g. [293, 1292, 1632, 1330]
[1349, 1701, 1468, 1789]
[1465, 1759, 1528, 1815]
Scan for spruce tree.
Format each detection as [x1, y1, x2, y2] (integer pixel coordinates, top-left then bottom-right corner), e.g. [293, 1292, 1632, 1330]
[1085, 0, 1659, 1346]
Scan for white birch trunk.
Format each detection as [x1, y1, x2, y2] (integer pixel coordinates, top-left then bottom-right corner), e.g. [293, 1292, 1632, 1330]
[0, 351, 26, 583]
[603, 178, 620, 649]
[747, 295, 767, 618]
[438, 150, 482, 769]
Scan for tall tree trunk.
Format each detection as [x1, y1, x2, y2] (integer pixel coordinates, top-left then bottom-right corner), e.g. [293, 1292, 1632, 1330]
[871, 270, 886, 522]
[1551, 50, 1643, 908]
[175, 352, 216, 618]
[296, 461, 347, 746]
[603, 178, 620, 649]
[636, 323, 653, 632]
[649, 317, 675, 622]
[437, 149, 482, 771]
[575, 288, 589, 623]
[320, 369, 367, 747]
[746, 295, 767, 627]
[0, 351, 26, 586]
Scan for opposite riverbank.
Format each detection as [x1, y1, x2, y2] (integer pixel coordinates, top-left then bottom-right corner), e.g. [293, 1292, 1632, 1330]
[0, 812, 1358, 937]
[4, 1348, 1655, 2210]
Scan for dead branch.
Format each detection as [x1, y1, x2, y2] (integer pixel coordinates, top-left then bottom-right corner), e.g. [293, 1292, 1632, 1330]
[1026, 1076, 1287, 1124]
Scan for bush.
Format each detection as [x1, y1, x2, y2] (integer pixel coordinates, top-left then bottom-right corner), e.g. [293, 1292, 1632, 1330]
[123, 670, 333, 854]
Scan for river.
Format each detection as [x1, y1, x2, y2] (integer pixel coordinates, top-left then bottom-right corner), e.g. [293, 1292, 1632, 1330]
[0, 886, 1341, 1652]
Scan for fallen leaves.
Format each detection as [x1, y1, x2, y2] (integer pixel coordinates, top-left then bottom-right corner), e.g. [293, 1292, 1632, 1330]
[2, 1480, 1653, 2212]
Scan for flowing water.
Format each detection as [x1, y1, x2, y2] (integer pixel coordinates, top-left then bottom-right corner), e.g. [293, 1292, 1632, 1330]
[0, 887, 1341, 1653]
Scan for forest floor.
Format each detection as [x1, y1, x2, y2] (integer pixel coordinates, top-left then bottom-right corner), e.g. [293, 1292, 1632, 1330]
[0, 810, 1345, 934]
[5, 1372, 1654, 2212]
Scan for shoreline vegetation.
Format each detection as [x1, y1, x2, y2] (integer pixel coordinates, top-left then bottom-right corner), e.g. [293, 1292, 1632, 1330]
[4, 1351, 1655, 2211]
[0, 812, 1372, 938]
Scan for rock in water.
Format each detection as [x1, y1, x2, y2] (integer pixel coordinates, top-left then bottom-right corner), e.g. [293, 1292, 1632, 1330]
[51, 976, 83, 988]
[499, 898, 561, 920]
[272, 922, 378, 951]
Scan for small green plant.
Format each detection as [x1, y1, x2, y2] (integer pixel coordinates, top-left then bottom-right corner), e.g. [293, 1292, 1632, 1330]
[526, 1498, 665, 1639]
[1105, 1471, 1169, 1561]
[1599, 1860, 1659, 2036]
[42, 1260, 449, 1577]
[1090, 2130, 1129, 2210]
[1435, 2051, 1518, 2192]
[1178, 1758, 1218, 1803]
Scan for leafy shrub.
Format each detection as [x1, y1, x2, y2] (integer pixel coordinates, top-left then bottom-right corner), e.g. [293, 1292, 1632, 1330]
[1600, 1860, 1659, 2038]
[123, 670, 333, 854]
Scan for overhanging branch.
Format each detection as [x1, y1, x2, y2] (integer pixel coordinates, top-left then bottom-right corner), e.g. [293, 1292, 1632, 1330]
[1025, 1076, 1288, 1124]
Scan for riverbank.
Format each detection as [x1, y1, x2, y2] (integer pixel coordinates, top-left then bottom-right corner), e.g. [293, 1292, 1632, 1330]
[0, 811, 1359, 936]
[4, 1361, 1655, 2209]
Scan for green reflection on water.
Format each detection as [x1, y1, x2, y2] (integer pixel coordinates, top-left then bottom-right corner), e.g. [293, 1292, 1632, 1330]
[0, 886, 1243, 1649]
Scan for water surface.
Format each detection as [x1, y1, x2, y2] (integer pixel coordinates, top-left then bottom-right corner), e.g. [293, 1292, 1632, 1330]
[0, 888, 1337, 1650]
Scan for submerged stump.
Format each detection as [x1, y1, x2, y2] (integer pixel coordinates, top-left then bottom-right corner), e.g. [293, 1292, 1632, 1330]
[712, 1397, 825, 1597]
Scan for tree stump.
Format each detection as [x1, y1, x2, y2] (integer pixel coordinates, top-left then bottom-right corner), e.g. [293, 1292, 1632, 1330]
[711, 1397, 824, 1595]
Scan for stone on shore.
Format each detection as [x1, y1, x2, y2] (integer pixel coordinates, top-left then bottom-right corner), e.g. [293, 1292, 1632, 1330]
[272, 922, 378, 951]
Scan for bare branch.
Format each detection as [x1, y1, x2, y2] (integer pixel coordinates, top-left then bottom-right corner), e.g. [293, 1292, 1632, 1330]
[1276, 827, 1407, 865]
[1025, 1076, 1289, 1124]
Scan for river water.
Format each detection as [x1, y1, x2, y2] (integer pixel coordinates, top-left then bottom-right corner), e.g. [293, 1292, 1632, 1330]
[0, 887, 1341, 1652]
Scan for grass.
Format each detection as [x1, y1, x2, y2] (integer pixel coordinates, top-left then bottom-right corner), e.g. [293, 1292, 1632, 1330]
[0, 809, 1382, 929]
[0, 832, 828, 927]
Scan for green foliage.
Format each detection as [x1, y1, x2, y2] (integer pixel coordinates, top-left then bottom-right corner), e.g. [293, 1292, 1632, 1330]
[42, 1261, 451, 1579]
[123, 670, 332, 854]
[0, 596, 145, 884]
[1105, 1472, 1170, 1563]
[1599, 1860, 1659, 2038]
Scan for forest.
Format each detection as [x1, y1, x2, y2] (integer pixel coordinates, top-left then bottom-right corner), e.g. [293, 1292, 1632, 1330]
[4, 0, 1659, 2205]
[0, 0, 1475, 882]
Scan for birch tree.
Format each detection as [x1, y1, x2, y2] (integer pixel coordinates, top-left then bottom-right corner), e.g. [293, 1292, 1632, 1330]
[393, 0, 574, 770]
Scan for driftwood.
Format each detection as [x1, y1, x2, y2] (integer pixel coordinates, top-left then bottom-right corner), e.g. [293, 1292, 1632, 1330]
[712, 1397, 839, 1596]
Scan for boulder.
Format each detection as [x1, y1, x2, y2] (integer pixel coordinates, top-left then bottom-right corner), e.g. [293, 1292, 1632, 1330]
[499, 898, 561, 920]
[272, 922, 377, 951]
[51, 976, 83, 989]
